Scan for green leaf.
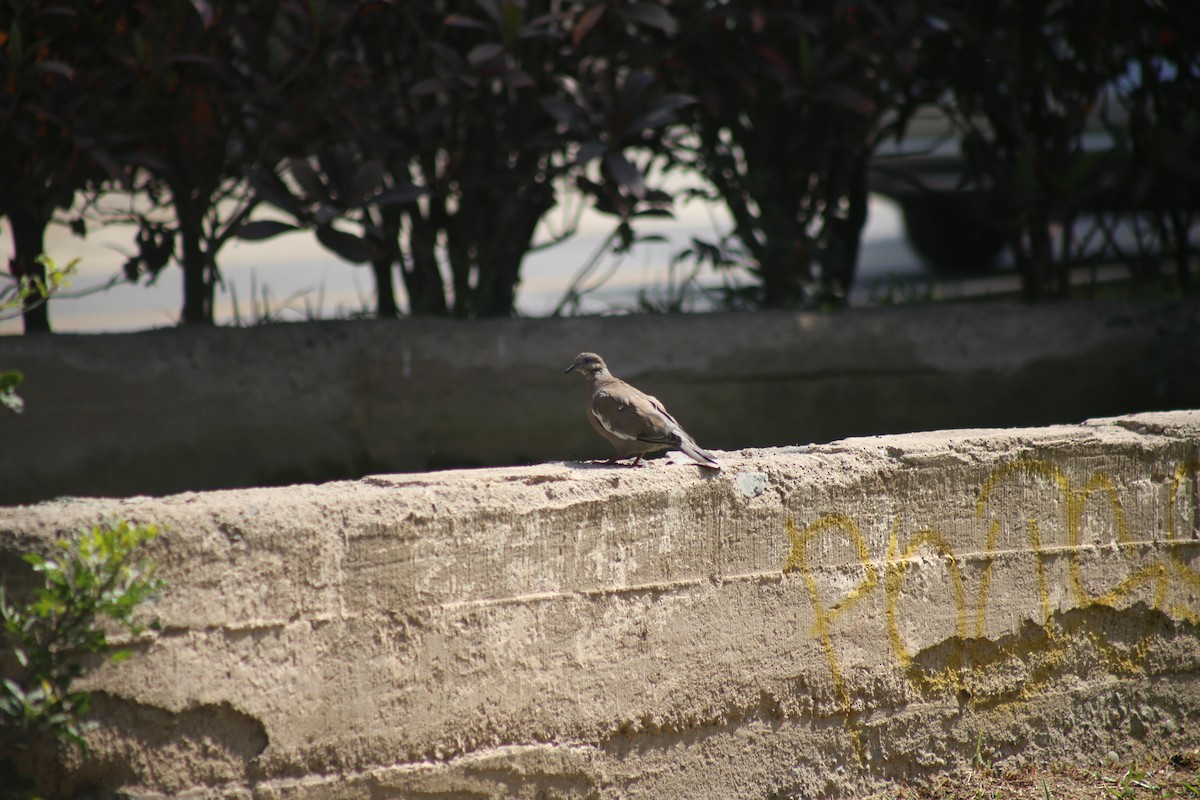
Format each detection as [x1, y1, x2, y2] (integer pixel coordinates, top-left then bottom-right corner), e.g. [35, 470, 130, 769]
[0, 519, 164, 754]
[1, 388, 25, 414]
[315, 224, 379, 263]
[603, 151, 646, 198]
[0, 369, 22, 392]
[248, 168, 302, 216]
[237, 220, 300, 241]
[348, 161, 385, 205]
[624, 93, 695, 137]
[375, 182, 427, 206]
[2, 679, 25, 703]
[466, 42, 504, 66]
[1, 367, 26, 413]
[625, 4, 677, 35]
[288, 158, 327, 200]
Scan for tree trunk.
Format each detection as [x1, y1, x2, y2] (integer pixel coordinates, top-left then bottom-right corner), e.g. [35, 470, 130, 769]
[370, 206, 402, 318]
[178, 212, 213, 325]
[820, 154, 868, 304]
[1172, 210, 1194, 294]
[758, 205, 807, 310]
[7, 209, 52, 335]
[401, 194, 448, 316]
[476, 177, 555, 317]
[371, 257, 399, 318]
[1018, 223, 1059, 302]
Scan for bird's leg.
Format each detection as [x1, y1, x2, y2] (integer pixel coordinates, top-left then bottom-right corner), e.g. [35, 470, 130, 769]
[599, 455, 643, 467]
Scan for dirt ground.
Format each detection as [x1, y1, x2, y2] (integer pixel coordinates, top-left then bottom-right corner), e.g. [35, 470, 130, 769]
[864, 750, 1200, 800]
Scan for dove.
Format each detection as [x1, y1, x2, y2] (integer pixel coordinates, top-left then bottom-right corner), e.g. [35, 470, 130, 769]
[565, 352, 720, 469]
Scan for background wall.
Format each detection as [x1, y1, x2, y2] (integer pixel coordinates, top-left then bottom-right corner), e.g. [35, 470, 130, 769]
[1, 299, 1198, 504]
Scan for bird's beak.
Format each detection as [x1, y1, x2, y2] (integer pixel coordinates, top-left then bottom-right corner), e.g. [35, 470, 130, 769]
[564, 363, 576, 374]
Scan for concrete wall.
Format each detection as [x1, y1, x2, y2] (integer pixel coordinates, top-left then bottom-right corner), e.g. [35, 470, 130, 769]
[1, 299, 1198, 505]
[1, 411, 1198, 798]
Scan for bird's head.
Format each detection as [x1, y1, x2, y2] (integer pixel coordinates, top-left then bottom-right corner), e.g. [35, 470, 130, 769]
[564, 352, 609, 377]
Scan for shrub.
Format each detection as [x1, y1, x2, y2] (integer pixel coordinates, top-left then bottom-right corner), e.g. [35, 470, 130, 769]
[0, 520, 164, 792]
[667, 0, 928, 308]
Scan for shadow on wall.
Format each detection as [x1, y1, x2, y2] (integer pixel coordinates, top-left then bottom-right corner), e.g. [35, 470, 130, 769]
[0, 299, 1198, 504]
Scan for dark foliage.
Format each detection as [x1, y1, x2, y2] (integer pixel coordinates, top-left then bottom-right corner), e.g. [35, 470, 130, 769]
[2, 0, 1196, 332]
[663, 0, 931, 308]
[0, 1, 135, 332]
[917, 0, 1199, 299]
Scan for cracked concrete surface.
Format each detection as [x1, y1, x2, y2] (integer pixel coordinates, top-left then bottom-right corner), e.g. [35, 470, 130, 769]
[1, 411, 1199, 798]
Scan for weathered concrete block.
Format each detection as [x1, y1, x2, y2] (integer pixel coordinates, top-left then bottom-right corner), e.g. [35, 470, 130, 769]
[1, 411, 1199, 798]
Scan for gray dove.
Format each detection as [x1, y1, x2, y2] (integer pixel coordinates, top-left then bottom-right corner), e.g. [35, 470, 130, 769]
[565, 352, 720, 469]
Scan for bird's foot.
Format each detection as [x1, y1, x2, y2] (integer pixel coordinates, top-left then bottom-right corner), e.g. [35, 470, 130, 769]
[599, 456, 644, 467]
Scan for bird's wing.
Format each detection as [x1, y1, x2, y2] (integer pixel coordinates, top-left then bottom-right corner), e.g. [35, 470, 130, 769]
[590, 384, 683, 446]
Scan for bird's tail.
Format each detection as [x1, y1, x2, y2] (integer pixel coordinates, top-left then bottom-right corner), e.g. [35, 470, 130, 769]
[679, 438, 721, 469]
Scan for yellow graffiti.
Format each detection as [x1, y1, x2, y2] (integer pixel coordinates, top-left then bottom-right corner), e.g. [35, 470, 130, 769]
[783, 457, 1200, 762]
[974, 458, 1183, 627]
[1168, 460, 1200, 623]
[884, 519, 968, 668]
[784, 513, 878, 755]
[976, 462, 1173, 613]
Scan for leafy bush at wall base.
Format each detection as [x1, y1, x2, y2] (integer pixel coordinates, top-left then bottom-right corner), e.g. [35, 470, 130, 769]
[0, 520, 164, 797]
